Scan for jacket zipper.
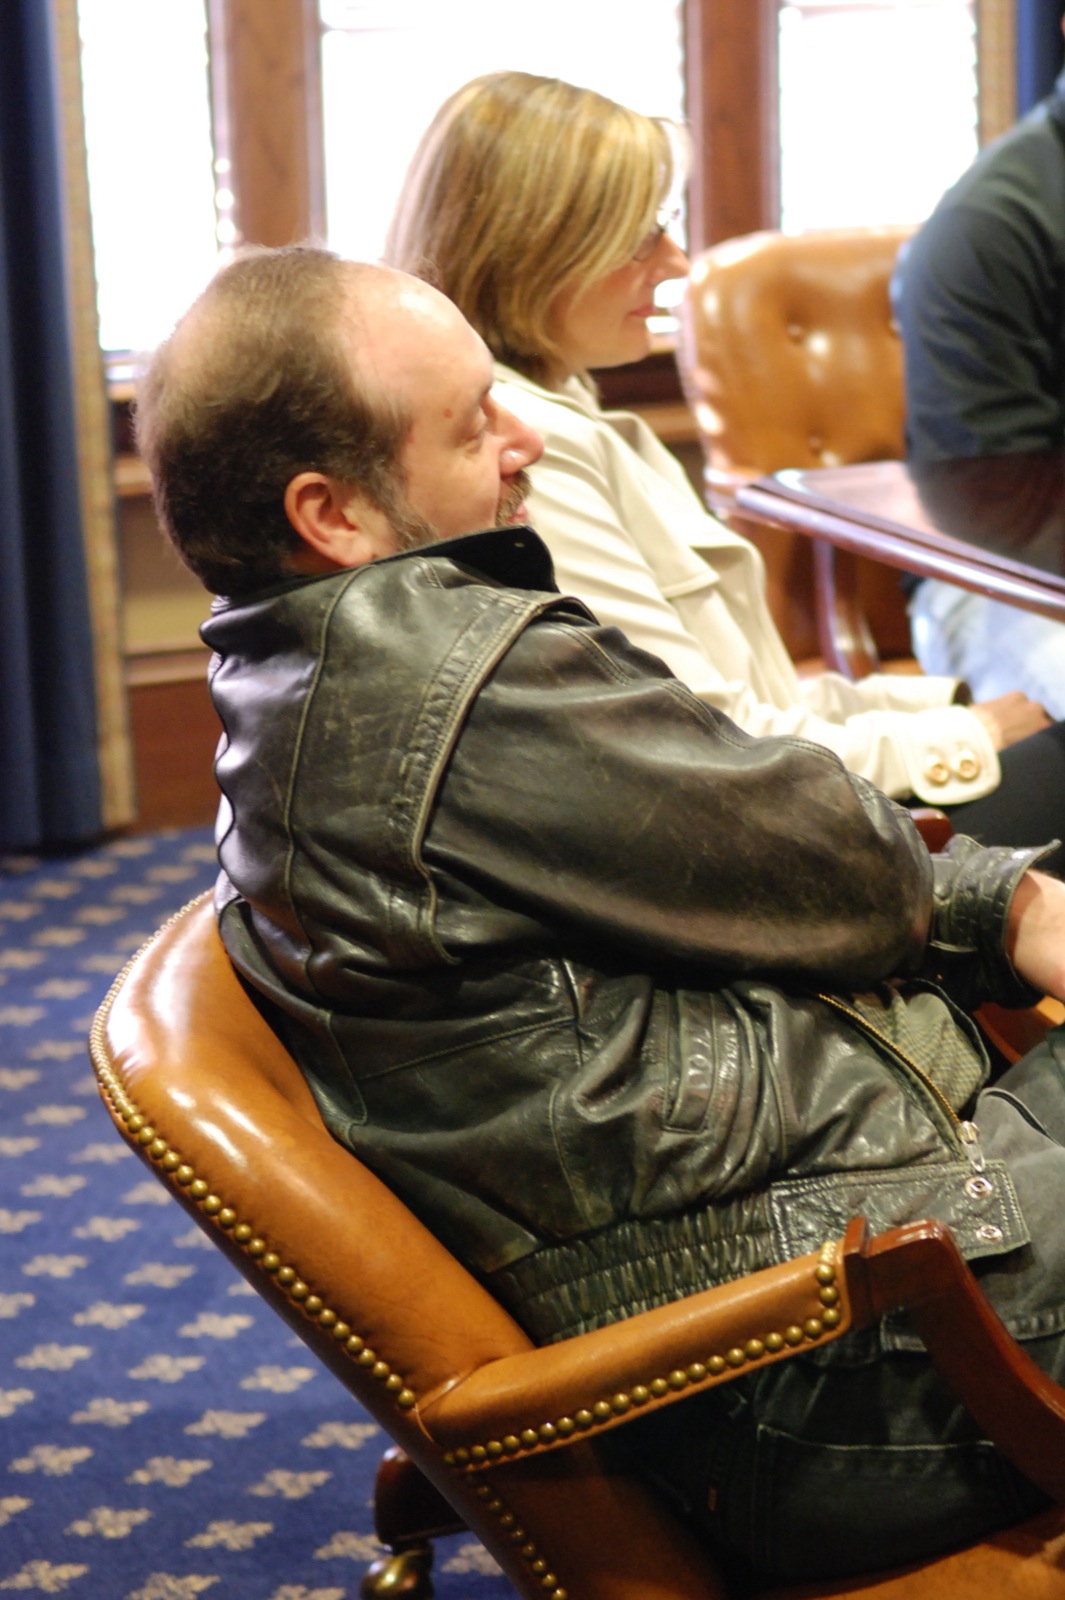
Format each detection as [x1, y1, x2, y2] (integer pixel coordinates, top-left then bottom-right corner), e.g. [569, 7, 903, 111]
[815, 990, 986, 1181]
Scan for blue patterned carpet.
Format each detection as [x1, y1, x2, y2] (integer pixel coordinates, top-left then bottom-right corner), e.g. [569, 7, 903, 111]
[0, 829, 509, 1599]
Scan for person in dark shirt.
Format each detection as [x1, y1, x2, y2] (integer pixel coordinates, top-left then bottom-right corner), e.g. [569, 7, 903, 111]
[894, 48, 1065, 719]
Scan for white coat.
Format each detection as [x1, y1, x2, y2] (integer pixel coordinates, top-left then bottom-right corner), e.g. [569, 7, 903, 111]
[494, 363, 1000, 805]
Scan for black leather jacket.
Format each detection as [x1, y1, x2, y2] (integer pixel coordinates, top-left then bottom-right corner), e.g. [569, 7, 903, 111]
[204, 529, 1045, 1344]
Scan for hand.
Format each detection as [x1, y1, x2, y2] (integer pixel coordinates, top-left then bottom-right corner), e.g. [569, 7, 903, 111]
[1007, 871, 1065, 1000]
[971, 691, 1051, 750]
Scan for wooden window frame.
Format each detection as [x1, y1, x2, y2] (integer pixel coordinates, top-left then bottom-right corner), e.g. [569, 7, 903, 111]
[684, 0, 779, 250]
[187, 0, 1021, 271]
[207, 0, 324, 248]
[195, 0, 1015, 413]
[207, 0, 777, 253]
[683, 0, 1014, 251]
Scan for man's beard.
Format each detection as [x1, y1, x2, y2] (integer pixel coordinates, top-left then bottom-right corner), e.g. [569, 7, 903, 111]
[495, 469, 531, 528]
[388, 469, 532, 554]
[387, 505, 441, 555]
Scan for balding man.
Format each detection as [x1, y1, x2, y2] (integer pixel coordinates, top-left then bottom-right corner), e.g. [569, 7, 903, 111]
[137, 245, 1065, 1588]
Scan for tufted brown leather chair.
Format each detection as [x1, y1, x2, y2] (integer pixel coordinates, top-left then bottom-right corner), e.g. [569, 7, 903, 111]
[90, 896, 1065, 1600]
[677, 226, 914, 677]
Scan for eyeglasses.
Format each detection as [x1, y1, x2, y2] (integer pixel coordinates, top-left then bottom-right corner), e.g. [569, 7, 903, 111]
[632, 206, 682, 263]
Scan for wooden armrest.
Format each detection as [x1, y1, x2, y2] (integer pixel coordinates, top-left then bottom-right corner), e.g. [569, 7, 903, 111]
[425, 1217, 1065, 1506]
[910, 807, 952, 854]
[419, 1228, 857, 1462]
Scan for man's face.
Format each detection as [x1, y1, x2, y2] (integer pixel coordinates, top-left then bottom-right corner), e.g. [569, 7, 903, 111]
[359, 279, 543, 550]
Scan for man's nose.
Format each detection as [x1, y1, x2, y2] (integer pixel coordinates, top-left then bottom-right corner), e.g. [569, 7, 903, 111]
[499, 410, 544, 473]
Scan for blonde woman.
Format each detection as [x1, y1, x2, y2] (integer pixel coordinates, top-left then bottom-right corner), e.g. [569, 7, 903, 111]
[387, 70, 1065, 857]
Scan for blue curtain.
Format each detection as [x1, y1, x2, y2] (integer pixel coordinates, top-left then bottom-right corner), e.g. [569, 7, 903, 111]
[0, 0, 103, 851]
[1016, 0, 1065, 115]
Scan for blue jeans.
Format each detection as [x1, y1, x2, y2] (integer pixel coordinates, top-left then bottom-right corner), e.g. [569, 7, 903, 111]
[909, 577, 1065, 721]
[605, 1331, 1054, 1586]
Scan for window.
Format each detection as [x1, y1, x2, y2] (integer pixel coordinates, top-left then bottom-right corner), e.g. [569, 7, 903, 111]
[76, 0, 997, 355]
[777, 1, 979, 231]
[78, 0, 222, 355]
[319, 0, 684, 266]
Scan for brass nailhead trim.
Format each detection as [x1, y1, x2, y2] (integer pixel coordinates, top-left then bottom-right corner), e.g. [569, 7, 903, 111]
[87, 951, 419, 1421]
[452, 1240, 843, 1469]
[471, 1480, 568, 1600]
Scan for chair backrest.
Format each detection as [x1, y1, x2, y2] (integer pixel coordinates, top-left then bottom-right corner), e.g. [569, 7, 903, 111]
[677, 226, 914, 667]
[89, 895, 722, 1600]
[679, 225, 912, 477]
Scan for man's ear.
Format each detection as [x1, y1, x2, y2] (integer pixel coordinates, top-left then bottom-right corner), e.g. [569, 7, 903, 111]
[284, 472, 395, 570]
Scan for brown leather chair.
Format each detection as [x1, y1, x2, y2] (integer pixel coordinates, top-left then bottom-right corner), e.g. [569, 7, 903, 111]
[677, 226, 914, 678]
[90, 895, 1065, 1600]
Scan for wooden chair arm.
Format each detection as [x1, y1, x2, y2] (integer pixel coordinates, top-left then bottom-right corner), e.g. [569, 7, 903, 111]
[910, 807, 952, 853]
[978, 997, 1065, 1065]
[419, 1228, 858, 1461]
[425, 1216, 1065, 1508]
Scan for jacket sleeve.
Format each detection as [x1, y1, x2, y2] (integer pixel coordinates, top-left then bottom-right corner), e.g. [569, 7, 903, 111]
[894, 199, 1065, 462]
[511, 386, 1001, 806]
[923, 833, 1058, 1009]
[423, 610, 936, 991]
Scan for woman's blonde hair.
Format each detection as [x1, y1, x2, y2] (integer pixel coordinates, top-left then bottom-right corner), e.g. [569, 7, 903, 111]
[385, 71, 678, 383]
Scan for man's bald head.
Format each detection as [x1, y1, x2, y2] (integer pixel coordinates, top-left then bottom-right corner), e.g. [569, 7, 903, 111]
[136, 249, 425, 594]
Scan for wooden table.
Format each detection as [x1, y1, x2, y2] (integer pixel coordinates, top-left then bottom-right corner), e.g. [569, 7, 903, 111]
[737, 454, 1065, 676]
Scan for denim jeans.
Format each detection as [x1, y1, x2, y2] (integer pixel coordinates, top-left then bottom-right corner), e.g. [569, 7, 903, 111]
[909, 577, 1065, 721]
[604, 1331, 1054, 1586]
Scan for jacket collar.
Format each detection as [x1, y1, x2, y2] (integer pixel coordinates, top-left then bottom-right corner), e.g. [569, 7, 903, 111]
[213, 524, 558, 612]
[407, 525, 558, 593]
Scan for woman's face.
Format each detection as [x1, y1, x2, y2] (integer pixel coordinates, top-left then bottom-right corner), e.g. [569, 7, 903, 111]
[550, 228, 690, 380]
